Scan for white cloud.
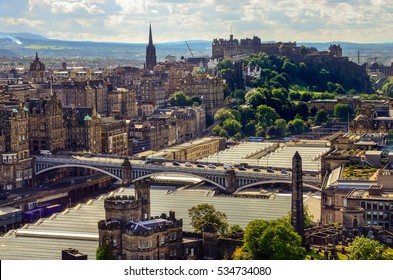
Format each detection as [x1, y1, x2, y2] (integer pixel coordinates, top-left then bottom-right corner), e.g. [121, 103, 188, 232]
[28, 0, 105, 14]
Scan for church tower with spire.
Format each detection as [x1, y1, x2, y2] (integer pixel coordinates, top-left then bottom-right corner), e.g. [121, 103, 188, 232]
[145, 23, 157, 71]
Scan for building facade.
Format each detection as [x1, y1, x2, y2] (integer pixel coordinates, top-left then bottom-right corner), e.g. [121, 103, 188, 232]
[28, 94, 66, 154]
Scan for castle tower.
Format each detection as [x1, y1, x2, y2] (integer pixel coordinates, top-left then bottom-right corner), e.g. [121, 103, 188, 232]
[121, 157, 132, 187]
[291, 151, 305, 242]
[134, 178, 151, 220]
[145, 24, 157, 71]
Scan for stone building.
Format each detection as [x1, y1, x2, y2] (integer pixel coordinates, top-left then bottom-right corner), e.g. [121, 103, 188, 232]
[98, 179, 183, 260]
[107, 86, 137, 119]
[101, 118, 128, 155]
[350, 101, 393, 134]
[132, 77, 166, 113]
[0, 102, 33, 189]
[177, 67, 225, 119]
[29, 53, 46, 83]
[63, 105, 102, 153]
[340, 185, 393, 238]
[28, 94, 66, 154]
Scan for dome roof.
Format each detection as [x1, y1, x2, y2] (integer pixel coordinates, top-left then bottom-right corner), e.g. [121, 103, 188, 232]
[84, 114, 92, 121]
[11, 108, 18, 113]
[197, 66, 206, 73]
[23, 107, 29, 112]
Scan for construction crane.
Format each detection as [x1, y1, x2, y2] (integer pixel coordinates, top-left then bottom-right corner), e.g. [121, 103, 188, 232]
[185, 41, 194, 58]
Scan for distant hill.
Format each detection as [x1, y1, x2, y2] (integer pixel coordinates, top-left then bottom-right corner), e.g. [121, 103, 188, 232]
[0, 32, 391, 65]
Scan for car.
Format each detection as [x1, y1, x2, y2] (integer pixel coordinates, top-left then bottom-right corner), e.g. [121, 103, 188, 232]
[196, 164, 205, 168]
[280, 169, 288, 174]
[208, 164, 217, 169]
[172, 161, 180, 166]
[238, 167, 247, 171]
[267, 168, 274, 173]
[185, 162, 192, 167]
[223, 163, 234, 170]
[253, 168, 261, 172]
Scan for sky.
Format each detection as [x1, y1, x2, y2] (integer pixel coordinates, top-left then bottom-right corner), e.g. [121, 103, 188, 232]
[0, 0, 392, 43]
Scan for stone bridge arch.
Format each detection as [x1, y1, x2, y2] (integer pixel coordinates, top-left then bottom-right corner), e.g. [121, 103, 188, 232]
[236, 180, 320, 192]
[132, 171, 227, 192]
[35, 164, 123, 181]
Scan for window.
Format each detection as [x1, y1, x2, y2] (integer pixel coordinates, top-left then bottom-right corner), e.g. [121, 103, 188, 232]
[379, 203, 384, 210]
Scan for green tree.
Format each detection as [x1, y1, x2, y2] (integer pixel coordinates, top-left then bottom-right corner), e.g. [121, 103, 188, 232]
[233, 89, 246, 102]
[334, 104, 352, 120]
[287, 118, 306, 135]
[274, 118, 287, 138]
[267, 126, 279, 138]
[214, 109, 235, 124]
[219, 129, 228, 138]
[96, 243, 115, 260]
[314, 109, 329, 125]
[242, 219, 306, 260]
[245, 89, 265, 108]
[190, 96, 202, 105]
[382, 81, 393, 97]
[217, 58, 234, 72]
[256, 105, 280, 129]
[212, 125, 222, 135]
[168, 91, 188, 106]
[349, 236, 393, 260]
[222, 118, 242, 137]
[188, 204, 229, 235]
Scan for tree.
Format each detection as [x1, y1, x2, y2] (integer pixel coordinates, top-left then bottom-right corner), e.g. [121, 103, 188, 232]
[96, 243, 115, 260]
[168, 91, 188, 106]
[267, 126, 279, 138]
[242, 219, 306, 260]
[287, 118, 306, 135]
[219, 129, 228, 138]
[256, 105, 280, 129]
[217, 58, 234, 72]
[314, 109, 329, 125]
[212, 125, 222, 135]
[274, 118, 287, 138]
[222, 118, 242, 137]
[382, 81, 393, 97]
[233, 89, 246, 102]
[334, 104, 352, 120]
[309, 106, 318, 117]
[245, 89, 265, 108]
[188, 204, 229, 235]
[214, 109, 235, 124]
[349, 236, 393, 260]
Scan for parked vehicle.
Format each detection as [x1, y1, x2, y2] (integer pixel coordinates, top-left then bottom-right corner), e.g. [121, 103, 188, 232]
[237, 166, 247, 171]
[172, 161, 180, 166]
[267, 168, 275, 173]
[280, 169, 288, 174]
[208, 164, 217, 169]
[253, 168, 261, 172]
[223, 163, 234, 170]
[196, 164, 205, 168]
[185, 162, 192, 167]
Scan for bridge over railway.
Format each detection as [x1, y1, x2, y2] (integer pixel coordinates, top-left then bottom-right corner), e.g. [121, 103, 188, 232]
[34, 155, 321, 193]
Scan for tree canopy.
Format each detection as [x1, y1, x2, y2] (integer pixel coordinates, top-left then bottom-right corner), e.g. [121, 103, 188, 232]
[188, 203, 229, 235]
[334, 103, 352, 120]
[349, 236, 393, 260]
[240, 219, 306, 260]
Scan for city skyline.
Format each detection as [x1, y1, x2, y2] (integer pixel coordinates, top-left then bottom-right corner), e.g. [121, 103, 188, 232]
[0, 0, 392, 44]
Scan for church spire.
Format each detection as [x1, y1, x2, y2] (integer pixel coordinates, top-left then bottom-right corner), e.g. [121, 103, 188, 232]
[149, 22, 153, 45]
[145, 23, 157, 71]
